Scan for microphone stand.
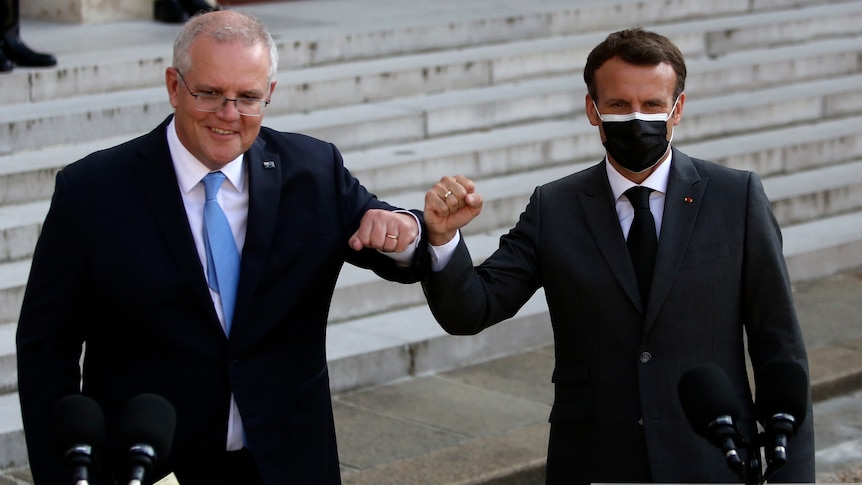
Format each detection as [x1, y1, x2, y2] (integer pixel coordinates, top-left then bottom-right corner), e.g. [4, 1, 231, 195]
[744, 438, 762, 485]
[721, 428, 761, 485]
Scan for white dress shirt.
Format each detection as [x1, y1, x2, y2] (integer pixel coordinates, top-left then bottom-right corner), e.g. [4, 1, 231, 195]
[607, 151, 672, 241]
[167, 118, 248, 450]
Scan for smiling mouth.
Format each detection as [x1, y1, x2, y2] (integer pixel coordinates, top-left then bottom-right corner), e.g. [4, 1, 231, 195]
[210, 127, 234, 135]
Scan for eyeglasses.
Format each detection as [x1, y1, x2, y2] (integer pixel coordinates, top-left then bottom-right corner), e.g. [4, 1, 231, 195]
[175, 70, 270, 117]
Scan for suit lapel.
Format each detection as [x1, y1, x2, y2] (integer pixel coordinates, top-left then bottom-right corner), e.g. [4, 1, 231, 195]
[577, 164, 644, 311]
[643, 149, 707, 332]
[230, 137, 282, 345]
[133, 121, 222, 332]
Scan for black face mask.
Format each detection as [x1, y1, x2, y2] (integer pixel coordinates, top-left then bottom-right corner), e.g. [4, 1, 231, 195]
[594, 99, 677, 173]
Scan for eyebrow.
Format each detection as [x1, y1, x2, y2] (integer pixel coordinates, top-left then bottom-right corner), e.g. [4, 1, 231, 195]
[186, 79, 267, 99]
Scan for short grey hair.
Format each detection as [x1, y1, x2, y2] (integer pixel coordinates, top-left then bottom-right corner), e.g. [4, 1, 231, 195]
[173, 10, 279, 83]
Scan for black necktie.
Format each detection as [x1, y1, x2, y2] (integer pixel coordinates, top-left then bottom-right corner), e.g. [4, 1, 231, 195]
[625, 186, 657, 305]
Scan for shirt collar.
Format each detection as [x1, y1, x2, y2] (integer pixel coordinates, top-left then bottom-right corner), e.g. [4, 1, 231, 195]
[167, 118, 245, 195]
[606, 149, 673, 201]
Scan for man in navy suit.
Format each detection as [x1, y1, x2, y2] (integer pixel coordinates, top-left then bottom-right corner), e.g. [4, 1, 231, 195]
[17, 10, 425, 485]
[421, 28, 814, 484]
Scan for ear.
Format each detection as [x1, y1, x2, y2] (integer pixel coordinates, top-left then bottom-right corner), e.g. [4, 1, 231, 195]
[166, 68, 181, 109]
[585, 93, 600, 126]
[670, 92, 685, 126]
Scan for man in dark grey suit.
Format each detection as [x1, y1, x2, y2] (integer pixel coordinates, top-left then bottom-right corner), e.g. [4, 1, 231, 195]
[17, 10, 425, 485]
[421, 28, 814, 485]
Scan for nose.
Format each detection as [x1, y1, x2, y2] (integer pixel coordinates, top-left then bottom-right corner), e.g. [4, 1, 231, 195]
[216, 98, 242, 119]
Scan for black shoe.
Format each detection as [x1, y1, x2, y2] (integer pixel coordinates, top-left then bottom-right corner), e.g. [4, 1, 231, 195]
[0, 36, 56, 68]
[0, 48, 13, 73]
[154, 0, 190, 23]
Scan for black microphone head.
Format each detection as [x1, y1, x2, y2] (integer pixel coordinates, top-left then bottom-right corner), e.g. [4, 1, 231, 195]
[678, 362, 741, 437]
[118, 393, 177, 461]
[755, 359, 809, 426]
[52, 394, 106, 456]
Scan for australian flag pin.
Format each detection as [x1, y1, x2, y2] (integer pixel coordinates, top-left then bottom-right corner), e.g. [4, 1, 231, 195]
[263, 161, 275, 169]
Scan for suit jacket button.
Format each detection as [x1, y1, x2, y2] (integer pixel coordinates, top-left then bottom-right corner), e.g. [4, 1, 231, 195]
[639, 351, 652, 364]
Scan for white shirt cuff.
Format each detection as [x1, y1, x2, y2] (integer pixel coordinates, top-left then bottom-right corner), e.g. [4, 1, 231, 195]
[429, 230, 460, 272]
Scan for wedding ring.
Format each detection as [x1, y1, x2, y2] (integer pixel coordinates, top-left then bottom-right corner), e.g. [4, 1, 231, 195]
[386, 234, 398, 240]
[443, 190, 453, 199]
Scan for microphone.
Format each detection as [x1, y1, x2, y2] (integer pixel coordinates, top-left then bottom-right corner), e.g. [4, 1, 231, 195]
[755, 359, 809, 482]
[678, 363, 753, 484]
[117, 393, 177, 485]
[52, 394, 106, 485]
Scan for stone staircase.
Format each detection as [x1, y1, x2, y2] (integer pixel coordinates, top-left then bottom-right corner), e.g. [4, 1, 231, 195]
[2, 0, 862, 472]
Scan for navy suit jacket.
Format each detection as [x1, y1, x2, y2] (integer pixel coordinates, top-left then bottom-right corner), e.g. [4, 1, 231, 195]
[17, 115, 427, 484]
[423, 148, 815, 484]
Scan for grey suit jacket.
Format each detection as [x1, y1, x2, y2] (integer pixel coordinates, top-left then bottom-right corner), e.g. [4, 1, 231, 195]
[423, 148, 814, 484]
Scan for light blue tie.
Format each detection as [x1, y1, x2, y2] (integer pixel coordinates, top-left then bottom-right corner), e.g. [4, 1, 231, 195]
[203, 171, 240, 335]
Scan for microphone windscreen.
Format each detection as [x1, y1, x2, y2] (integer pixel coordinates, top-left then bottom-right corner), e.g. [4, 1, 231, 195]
[678, 362, 741, 437]
[118, 393, 177, 460]
[52, 394, 106, 454]
[755, 359, 809, 424]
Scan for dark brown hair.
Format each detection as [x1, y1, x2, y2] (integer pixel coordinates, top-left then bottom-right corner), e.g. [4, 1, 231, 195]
[584, 28, 686, 102]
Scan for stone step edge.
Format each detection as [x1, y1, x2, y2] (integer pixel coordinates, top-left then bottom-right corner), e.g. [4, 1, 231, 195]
[5, 29, 862, 120]
[4, 69, 862, 185]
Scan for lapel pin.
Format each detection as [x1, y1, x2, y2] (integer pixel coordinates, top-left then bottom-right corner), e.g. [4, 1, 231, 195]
[263, 161, 275, 169]
[684, 197, 693, 203]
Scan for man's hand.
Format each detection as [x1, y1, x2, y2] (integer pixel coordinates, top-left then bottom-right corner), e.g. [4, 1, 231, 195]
[349, 209, 419, 252]
[424, 175, 483, 246]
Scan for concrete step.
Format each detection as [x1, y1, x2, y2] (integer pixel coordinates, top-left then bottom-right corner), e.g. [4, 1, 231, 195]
[1, 145, 860, 324]
[3, 0, 855, 106]
[682, 34, 862, 98]
[655, 0, 862, 57]
[1, 113, 861, 323]
[676, 73, 862, 142]
[0, 322, 16, 394]
[0, 135, 139, 206]
[0, 261, 28, 325]
[3, 0, 862, 476]
[765, 159, 862, 226]
[2, 203, 860, 394]
[0, 391, 25, 471]
[343, 74, 862, 197]
[685, 115, 862, 177]
[2, 27, 861, 155]
[784, 211, 862, 281]
[3, 61, 861, 209]
[0, 201, 49, 263]
[0, 73, 586, 205]
[3, 265, 862, 475]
